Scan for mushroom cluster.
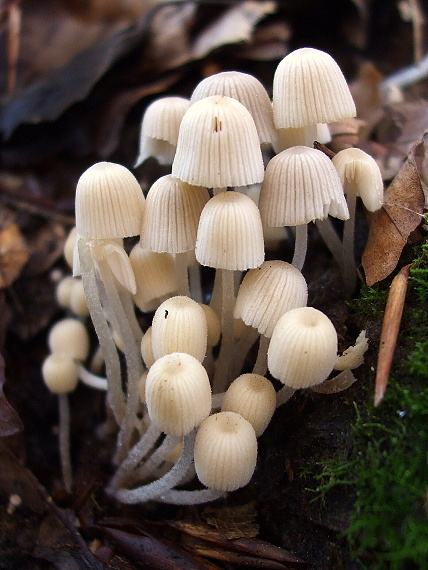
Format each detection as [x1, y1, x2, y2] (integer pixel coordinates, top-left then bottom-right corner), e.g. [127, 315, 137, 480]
[45, 47, 375, 502]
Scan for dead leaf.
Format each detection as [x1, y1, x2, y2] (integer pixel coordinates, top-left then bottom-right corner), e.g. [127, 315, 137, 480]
[23, 220, 66, 277]
[0, 221, 29, 287]
[362, 136, 426, 285]
[0, 352, 23, 437]
[376, 100, 428, 156]
[203, 501, 259, 539]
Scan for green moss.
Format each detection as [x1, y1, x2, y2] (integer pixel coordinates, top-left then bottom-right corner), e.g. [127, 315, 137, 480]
[309, 242, 428, 570]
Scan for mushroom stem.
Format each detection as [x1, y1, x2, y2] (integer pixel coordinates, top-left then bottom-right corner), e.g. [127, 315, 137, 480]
[113, 430, 196, 504]
[276, 386, 295, 407]
[189, 261, 203, 303]
[58, 394, 72, 492]
[158, 488, 224, 504]
[78, 240, 125, 423]
[77, 364, 107, 390]
[291, 224, 308, 271]
[252, 335, 270, 376]
[315, 218, 344, 270]
[231, 326, 259, 379]
[342, 192, 357, 295]
[175, 251, 190, 296]
[213, 269, 235, 393]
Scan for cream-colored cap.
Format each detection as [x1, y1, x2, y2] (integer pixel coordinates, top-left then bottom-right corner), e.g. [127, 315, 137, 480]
[42, 353, 79, 394]
[234, 260, 307, 338]
[151, 296, 208, 362]
[69, 279, 89, 317]
[130, 245, 177, 311]
[171, 95, 264, 188]
[55, 276, 75, 309]
[194, 411, 257, 492]
[75, 162, 145, 239]
[273, 47, 356, 128]
[196, 191, 265, 270]
[268, 307, 338, 389]
[198, 303, 221, 347]
[332, 147, 384, 211]
[63, 227, 77, 269]
[259, 146, 349, 226]
[221, 374, 276, 436]
[140, 327, 155, 369]
[48, 318, 90, 362]
[135, 97, 190, 166]
[145, 352, 211, 436]
[190, 71, 277, 144]
[140, 175, 210, 253]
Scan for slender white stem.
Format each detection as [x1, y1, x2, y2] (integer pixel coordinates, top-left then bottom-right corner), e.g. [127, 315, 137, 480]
[213, 269, 235, 393]
[58, 394, 72, 493]
[292, 224, 308, 271]
[189, 261, 203, 303]
[211, 392, 224, 410]
[77, 364, 107, 391]
[342, 193, 357, 295]
[158, 488, 224, 504]
[175, 251, 190, 297]
[252, 335, 269, 376]
[231, 326, 259, 379]
[78, 240, 125, 423]
[114, 430, 196, 504]
[134, 435, 178, 480]
[315, 218, 344, 270]
[276, 386, 295, 407]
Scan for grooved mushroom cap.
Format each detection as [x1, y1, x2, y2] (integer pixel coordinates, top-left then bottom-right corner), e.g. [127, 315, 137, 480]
[171, 95, 264, 188]
[190, 71, 277, 144]
[140, 327, 155, 369]
[259, 146, 349, 227]
[151, 296, 208, 362]
[42, 353, 79, 394]
[332, 147, 384, 211]
[48, 318, 90, 362]
[221, 374, 276, 436]
[140, 175, 210, 253]
[198, 303, 221, 347]
[135, 96, 190, 166]
[194, 411, 257, 492]
[145, 352, 211, 436]
[75, 162, 145, 239]
[130, 245, 177, 311]
[273, 47, 356, 128]
[268, 307, 338, 389]
[195, 191, 265, 270]
[234, 260, 308, 338]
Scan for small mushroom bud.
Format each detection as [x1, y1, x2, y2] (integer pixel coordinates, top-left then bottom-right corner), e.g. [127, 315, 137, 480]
[48, 318, 90, 362]
[42, 353, 79, 394]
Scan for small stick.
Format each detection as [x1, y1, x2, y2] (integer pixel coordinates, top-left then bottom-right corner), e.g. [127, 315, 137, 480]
[374, 264, 411, 407]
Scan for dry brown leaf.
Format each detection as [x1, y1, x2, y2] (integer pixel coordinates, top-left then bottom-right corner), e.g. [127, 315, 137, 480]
[362, 137, 426, 285]
[0, 221, 29, 287]
[203, 502, 259, 539]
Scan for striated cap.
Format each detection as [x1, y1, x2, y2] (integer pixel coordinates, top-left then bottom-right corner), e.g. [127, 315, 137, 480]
[42, 353, 79, 395]
[135, 96, 190, 166]
[190, 71, 277, 144]
[141, 175, 210, 253]
[259, 146, 349, 226]
[151, 295, 208, 362]
[198, 303, 221, 347]
[172, 95, 264, 188]
[273, 47, 356, 128]
[221, 374, 276, 436]
[145, 352, 212, 436]
[140, 327, 155, 369]
[194, 411, 257, 492]
[196, 191, 265, 270]
[268, 307, 338, 389]
[75, 162, 145, 240]
[332, 147, 384, 211]
[130, 245, 177, 311]
[234, 260, 308, 338]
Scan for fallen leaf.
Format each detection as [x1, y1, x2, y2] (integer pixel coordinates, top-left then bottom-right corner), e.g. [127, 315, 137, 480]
[202, 501, 259, 539]
[0, 352, 23, 437]
[0, 221, 29, 287]
[362, 136, 426, 285]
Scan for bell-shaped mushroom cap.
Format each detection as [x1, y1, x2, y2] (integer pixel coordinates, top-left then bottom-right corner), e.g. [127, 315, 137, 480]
[221, 374, 276, 436]
[190, 71, 277, 144]
[134, 96, 190, 166]
[273, 47, 356, 128]
[140, 175, 210, 253]
[42, 353, 79, 395]
[48, 318, 90, 362]
[75, 162, 145, 240]
[194, 411, 257, 492]
[145, 352, 211, 436]
[198, 303, 221, 347]
[234, 260, 308, 338]
[268, 307, 338, 389]
[196, 191, 265, 270]
[171, 95, 264, 188]
[332, 147, 384, 212]
[129, 245, 177, 311]
[259, 146, 349, 227]
[140, 327, 155, 369]
[151, 295, 208, 362]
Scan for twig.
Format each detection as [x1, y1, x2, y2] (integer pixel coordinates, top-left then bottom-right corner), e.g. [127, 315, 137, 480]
[374, 264, 411, 407]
